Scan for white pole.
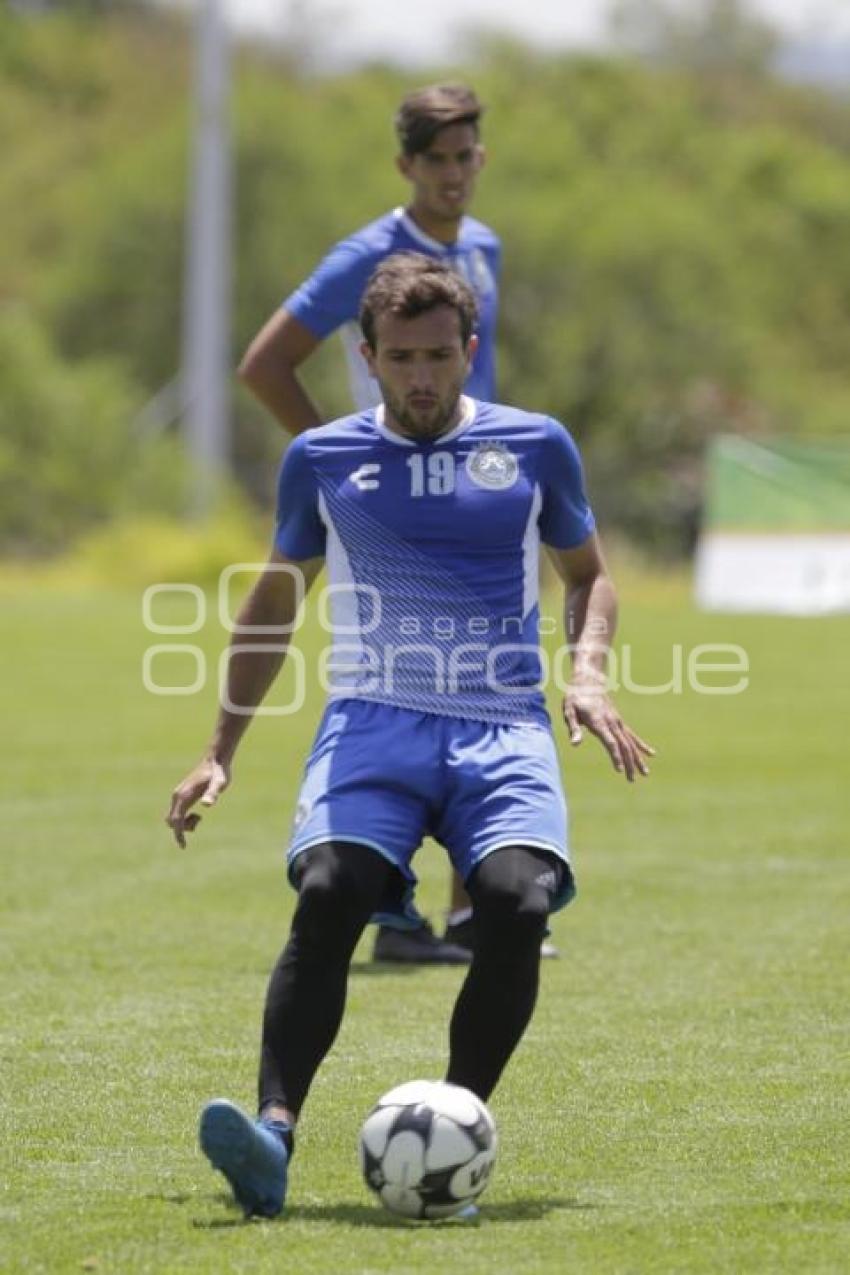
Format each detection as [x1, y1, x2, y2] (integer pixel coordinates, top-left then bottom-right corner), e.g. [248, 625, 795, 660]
[183, 0, 231, 517]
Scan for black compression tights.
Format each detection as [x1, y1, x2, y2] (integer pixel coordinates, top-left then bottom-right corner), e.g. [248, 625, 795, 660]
[445, 846, 564, 1100]
[258, 842, 564, 1115]
[258, 841, 392, 1116]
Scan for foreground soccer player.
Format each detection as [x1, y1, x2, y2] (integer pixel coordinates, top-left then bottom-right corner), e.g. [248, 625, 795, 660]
[167, 254, 653, 1218]
[239, 82, 498, 964]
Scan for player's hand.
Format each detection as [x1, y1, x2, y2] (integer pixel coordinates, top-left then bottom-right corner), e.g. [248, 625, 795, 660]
[562, 681, 655, 782]
[166, 756, 231, 847]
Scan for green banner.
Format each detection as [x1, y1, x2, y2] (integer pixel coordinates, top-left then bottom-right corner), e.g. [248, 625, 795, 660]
[703, 436, 850, 533]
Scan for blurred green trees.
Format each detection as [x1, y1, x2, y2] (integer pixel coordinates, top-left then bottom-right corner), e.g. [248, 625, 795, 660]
[0, 308, 188, 552]
[1, 2, 848, 555]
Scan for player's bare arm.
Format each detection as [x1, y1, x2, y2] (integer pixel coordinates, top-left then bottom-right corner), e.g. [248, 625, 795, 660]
[166, 551, 322, 846]
[547, 537, 655, 782]
[237, 309, 323, 435]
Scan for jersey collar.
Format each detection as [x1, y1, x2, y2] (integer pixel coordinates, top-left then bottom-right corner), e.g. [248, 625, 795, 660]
[394, 207, 462, 254]
[374, 395, 477, 446]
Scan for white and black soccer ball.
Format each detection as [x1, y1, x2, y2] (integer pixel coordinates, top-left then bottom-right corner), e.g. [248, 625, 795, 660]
[359, 1079, 497, 1219]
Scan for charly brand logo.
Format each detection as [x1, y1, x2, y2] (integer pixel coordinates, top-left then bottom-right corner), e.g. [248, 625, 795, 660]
[349, 463, 381, 491]
[465, 441, 519, 491]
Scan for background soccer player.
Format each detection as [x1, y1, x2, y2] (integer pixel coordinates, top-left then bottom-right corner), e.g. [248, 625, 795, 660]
[238, 82, 499, 964]
[167, 254, 653, 1219]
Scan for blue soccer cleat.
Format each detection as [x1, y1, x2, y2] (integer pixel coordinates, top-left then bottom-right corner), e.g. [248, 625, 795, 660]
[199, 1098, 290, 1218]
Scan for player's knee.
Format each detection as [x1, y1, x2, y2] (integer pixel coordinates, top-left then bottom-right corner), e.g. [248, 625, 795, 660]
[293, 842, 382, 941]
[472, 877, 548, 952]
[468, 848, 556, 947]
[479, 881, 548, 939]
[294, 851, 358, 936]
[296, 870, 347, 931]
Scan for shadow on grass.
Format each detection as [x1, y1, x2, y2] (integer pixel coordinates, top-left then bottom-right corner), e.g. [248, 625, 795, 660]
[189, 1194, 593, 1229]
[188, 1193, 259, 1229]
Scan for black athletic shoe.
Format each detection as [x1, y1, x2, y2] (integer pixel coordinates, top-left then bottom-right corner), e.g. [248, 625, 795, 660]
[444, 917, 561, 960]
[372, 920, 471, 965]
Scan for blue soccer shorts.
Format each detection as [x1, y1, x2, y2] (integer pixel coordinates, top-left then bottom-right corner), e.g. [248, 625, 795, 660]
[286, 698, 576, 924]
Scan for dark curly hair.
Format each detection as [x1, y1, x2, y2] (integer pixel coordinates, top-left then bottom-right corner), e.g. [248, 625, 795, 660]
[359, 253, 478, 351]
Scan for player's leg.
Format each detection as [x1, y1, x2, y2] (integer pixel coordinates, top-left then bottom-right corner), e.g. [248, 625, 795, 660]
[259, 839, 394, 1117]
[445, 845, 568, 1100]
[200, 700, 436, 1215]
[439, 716, 574, 1098]
[200, 840, 394, 1217]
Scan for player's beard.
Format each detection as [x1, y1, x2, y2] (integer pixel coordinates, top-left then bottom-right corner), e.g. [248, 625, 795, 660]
[379, 374, 467, 442]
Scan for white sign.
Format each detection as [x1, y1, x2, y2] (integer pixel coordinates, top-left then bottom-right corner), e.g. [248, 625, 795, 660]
[695, 533, 850, 614]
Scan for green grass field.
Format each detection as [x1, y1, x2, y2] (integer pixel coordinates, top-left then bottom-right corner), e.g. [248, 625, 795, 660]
[2, 568, 848, 1273]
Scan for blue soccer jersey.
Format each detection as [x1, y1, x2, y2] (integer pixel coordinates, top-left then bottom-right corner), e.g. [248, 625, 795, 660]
[275, 398, 595, 728]
[283, 209, 500, 407]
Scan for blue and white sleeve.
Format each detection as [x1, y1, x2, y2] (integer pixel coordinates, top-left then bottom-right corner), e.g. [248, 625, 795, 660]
[274, 435, 326, 560]
[538, 418, 596, 549]
[283, 239, 376, 339]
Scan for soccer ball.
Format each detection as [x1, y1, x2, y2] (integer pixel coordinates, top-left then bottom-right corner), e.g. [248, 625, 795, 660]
[359, 1079, 497, 1220]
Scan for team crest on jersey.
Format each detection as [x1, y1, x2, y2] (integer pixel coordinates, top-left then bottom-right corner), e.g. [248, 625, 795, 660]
[465, 441, 519, 490]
